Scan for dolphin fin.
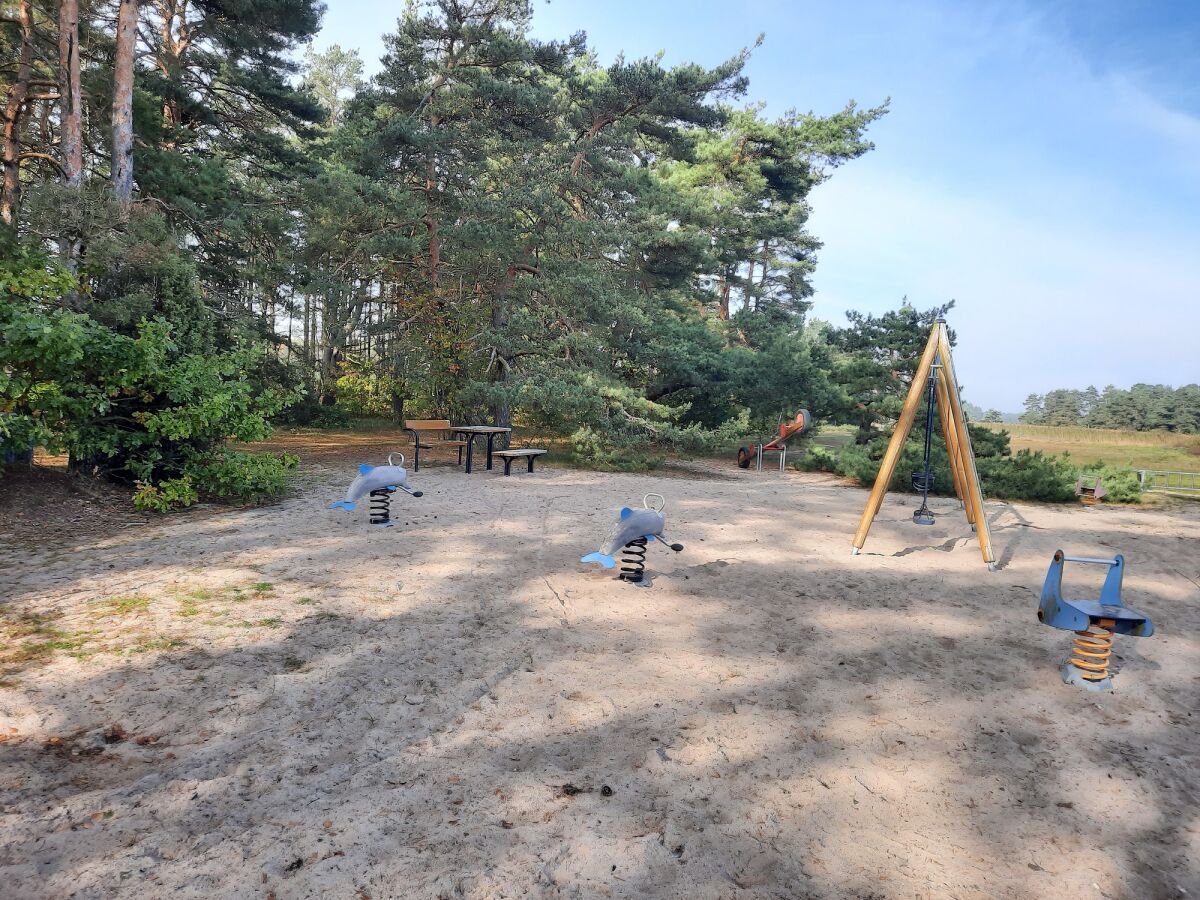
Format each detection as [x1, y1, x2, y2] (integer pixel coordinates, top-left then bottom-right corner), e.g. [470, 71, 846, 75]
[620, 507, 632, 519]
[358, 463, 375, 475]
[329, 500, 356, 511]
[581, 552, 616, 569]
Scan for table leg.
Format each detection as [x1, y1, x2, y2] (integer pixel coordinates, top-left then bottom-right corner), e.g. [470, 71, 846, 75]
[465, 435, 475, 474]
[486, 433, 496, 470]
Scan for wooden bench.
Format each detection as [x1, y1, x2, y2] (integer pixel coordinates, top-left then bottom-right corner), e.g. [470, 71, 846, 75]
[492, 448, 547, 475]
[403, 419, 468, 472]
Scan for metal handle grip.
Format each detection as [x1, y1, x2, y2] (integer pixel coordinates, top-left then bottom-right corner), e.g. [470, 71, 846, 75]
[1063, 555, 1119, 566]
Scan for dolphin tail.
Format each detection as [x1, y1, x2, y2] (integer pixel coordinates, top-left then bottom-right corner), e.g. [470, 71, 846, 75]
[581, 552, 616, 569]
[328, 500, 356, 511]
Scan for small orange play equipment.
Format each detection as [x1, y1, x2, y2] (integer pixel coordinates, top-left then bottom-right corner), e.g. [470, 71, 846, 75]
[737, 410, 811, 471]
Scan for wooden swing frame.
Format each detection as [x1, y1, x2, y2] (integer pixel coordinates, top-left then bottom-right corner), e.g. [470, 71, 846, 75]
[851, 318, 995, 569]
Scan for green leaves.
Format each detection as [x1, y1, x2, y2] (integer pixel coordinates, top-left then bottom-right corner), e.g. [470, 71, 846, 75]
[0, 272, 296, 499]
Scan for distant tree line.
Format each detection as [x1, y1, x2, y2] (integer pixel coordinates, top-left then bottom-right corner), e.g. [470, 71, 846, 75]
[1020, 384, 1200, 433]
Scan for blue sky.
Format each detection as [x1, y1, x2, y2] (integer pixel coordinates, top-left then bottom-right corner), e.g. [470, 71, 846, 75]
[314, 0, 1199, 411]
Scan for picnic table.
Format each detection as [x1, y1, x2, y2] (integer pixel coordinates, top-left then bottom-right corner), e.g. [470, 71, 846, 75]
[451, 425, 512, 473]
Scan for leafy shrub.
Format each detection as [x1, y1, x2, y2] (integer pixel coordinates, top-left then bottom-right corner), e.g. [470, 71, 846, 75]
[1, 239, 297, 507]
[795, 445, 839, 472]
[976, 450, 1077, 502]
[188, 450, 299, 504]
[799, 428, 1080, 502]
[1079, 462, 1143, 503]
[968, 423, 1010, 458]
[133, 476, 199, 512]
[275, 395, 352, 428]
[334, 370, 398, 418]
[569, 425, 664, 471]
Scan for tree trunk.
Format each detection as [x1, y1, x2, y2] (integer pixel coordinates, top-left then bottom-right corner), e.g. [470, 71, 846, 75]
[57, 0, 82, 187]
[319, 345, 340, 405]
[490, 297, 512, 435]
[154, 0, 189, 135]
[1, 0, 35, 225]
[424, 147, 440, 286]
[718, 272, 731, 321]
[111, 0, 138, 204]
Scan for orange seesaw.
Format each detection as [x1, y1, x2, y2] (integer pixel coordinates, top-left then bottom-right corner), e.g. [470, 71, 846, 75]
[737, 410, 811, 471]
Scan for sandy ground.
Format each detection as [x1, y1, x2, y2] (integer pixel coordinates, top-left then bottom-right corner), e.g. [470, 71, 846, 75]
[1, 450, 1198, 900]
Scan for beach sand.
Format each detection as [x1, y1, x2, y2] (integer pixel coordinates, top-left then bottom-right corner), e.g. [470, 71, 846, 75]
[2, 451, 1197, 899]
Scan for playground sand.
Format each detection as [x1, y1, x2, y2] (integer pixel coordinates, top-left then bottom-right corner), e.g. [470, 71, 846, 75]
[1, 458, 1198, 899]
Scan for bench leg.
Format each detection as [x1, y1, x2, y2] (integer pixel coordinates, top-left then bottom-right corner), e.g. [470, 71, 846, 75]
[527, 456, 535, 473]
[486, 433, 496, 470]
[413, 434, 420, 472]
[504, 458, 512, 476]
[457, 446, 463, 465]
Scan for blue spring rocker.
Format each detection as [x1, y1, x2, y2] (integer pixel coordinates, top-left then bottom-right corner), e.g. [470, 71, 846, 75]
[1037, 549, 1153, 691]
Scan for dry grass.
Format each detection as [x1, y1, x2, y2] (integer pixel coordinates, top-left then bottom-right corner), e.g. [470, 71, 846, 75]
[978, 423, 1200, 471]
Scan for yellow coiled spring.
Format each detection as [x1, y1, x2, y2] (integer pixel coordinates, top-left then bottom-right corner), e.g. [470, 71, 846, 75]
[1067, 618, 1115, 681]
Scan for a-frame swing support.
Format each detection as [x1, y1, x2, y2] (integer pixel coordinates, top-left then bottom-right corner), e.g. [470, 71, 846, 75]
[851, 318, 995, 569]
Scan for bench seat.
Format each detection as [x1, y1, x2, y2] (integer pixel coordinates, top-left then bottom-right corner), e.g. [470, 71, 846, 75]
[492, 448, 548, 475]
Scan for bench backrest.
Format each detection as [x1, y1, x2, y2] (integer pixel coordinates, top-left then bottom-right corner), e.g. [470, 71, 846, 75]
[405, 419, 451, 431]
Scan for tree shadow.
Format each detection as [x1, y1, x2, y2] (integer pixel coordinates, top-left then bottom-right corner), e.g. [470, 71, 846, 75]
[1, 470, 1197, 898]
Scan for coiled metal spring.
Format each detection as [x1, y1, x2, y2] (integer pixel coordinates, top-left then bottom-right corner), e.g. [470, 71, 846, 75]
[912, 470, 935, 492]
[369, 487, 393, 527]
[618, 537, 648, 584]
[1067, 619, 1115, 682]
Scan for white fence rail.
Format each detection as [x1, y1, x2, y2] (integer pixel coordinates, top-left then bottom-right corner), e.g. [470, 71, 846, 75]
[1138, 470, 1200, 494]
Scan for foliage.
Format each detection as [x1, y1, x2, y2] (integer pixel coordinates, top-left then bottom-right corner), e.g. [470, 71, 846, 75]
[827, 299, 955, 441]
[0, 241, 296, 497]
[133, 476, 199, 513]
[1078, 462, 1143, 504]
[799, 423, 1091, 503]
[0, 233, 77, 302]
[1022, 384, 1200, 433]
[188, 450, 299, 505]
[975, 450, 1078, 502]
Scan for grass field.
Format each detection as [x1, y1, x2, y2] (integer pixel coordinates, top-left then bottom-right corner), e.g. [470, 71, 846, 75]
[978, 423, 1200, 472]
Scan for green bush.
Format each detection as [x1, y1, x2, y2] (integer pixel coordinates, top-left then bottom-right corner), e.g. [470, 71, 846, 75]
[1080, 462, 1143, 503]
[976, 450, 1077, 502]
[795, 445, 839, 472]
[1, 240, 297, 504]
[333, 370, 396, 418]
[188, 450, 299, 504]
[569, 425, 664, 471]
[967, 423, 1010, 458]
[799, 428, 1082, 503]
[133, 476, 199, 512]
[275, 395, 352, 428]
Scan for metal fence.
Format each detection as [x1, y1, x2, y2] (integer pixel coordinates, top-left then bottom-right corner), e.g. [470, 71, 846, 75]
[1137, 470, 1200, 494]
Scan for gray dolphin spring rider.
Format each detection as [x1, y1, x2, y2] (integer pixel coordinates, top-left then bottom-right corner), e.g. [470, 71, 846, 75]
[329, 453, 422, 527]
[581, 493, 683, 587]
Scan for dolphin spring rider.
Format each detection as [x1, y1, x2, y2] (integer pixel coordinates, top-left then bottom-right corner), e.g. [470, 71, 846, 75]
[329, 453, 422, 527]
[581, 493, 683, 586]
